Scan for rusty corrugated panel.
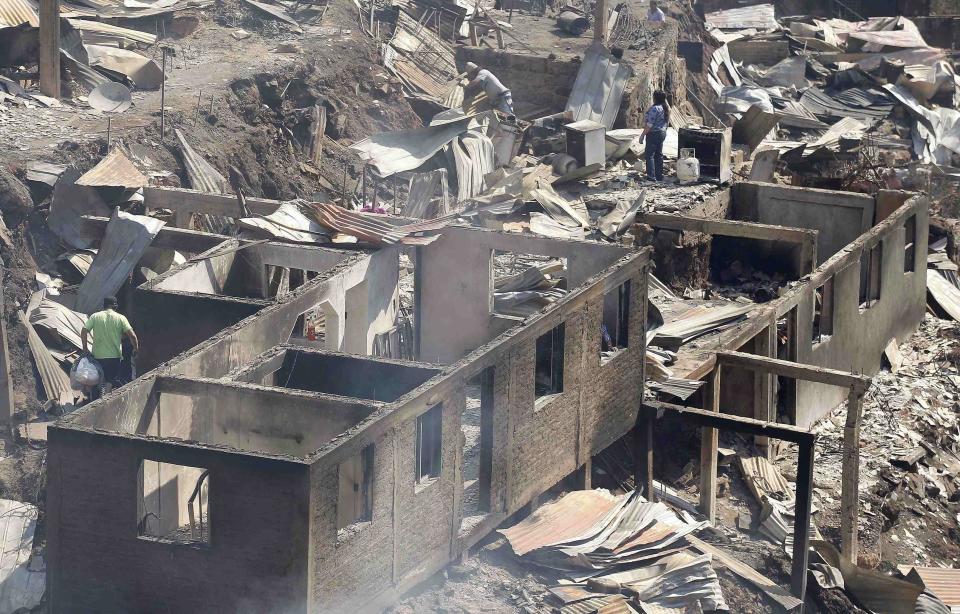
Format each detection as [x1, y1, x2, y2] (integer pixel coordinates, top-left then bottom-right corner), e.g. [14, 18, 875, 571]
[175, 129, 227, 194]
[903, 567, 960, 609]
[76, 148, 148, 189]
[0, 0, 37, 27]
[561, 595, 634, 614]
[705, 4, 776, 30]
[499, 490, 622, 556]
[306, 203, 439, 247]
[737, 455, 791, 503]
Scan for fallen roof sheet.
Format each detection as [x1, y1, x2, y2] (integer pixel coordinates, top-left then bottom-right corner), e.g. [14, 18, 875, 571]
[386, 8, 458, 96]
[799, 87, 893, 124]
[500, 489, 621, 557]
[85, 44, 164, 90]
[652, 303, 754, 346]
[305, 203, 437, 246]
[18, 310, 74, 407]
[76, 148, 148, 188]
[705, 4, 776, 31]
[566, 42, 633, 129]
[76, 209, 165, 314]
[350, 113, 483, 176]
[49, 167, 112, 250]
[899, 566, 960, 610]
[174, 129, 232, 233]
[928, 269, 960, 321]
[0, 499, 45, 613]
[30, 298, 88, 350]
[239, 202, 331, 243]
[67, 18, 158, 45]
[0, 0, 37, 26]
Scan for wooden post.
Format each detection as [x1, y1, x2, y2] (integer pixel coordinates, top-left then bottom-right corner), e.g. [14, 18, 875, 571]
[698, 365, 720, 521]
[790, 438, 815, 604]
[635, 411, 654, 500]
[495, 26, 505, 49]
[39, 0, 60, 98]
[593, 0, 607, 44]
[753, 324, 776, 458]
[840, 385, 864, 565]
[0, 275, 14, 425]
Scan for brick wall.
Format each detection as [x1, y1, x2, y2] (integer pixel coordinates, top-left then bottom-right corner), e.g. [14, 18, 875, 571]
[47, 428, 312, 613]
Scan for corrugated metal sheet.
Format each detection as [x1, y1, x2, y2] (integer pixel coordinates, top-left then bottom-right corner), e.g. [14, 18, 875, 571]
[705, 4, 776, 30]
[306, 203, 437, 247]
[566, 42, 632, 129]
[929, 269, 960, 321]
[30, 298, 87, 350]
[389, 9, 457, 86]
[174, 129, 231, 233]
[738, 455, 791, 503]
[0, 0, 37, 27]
[500, 490, 621, 556]
[239, 202, 331, 243]
[67, 18, 157, 45]
[76, 209, 165, 314]
[799, 87, 893, 124]
[0, 499, 45, 613]
[18, 310, 74, 406]
[561, 595, 635, 614]
[76, 149, 148, 189]
[350, 114, 476, 176]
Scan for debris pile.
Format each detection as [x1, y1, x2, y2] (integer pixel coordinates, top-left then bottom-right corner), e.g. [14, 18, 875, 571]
[500, 489, 728, 612]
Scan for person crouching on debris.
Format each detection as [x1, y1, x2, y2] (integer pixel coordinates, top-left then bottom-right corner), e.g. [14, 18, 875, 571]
[641, 90, 670, 182]
[81, 296, 139, 398]
[464, 62, 515, 117]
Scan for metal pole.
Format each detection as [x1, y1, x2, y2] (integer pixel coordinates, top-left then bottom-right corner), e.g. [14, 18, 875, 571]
[106, 117, 112, 147]
[361, 164, 367, 208]
[593, 0, 607, 44]
[195, 89, 202, 125]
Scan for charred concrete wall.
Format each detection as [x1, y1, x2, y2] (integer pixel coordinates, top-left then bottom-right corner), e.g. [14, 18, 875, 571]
[306, 252, 650, 612]
[792, 195, 928, 427]
[456, 48, 580, 116]
[275, 351, 441, 402]
[46, 428, 312, 613]
[416, 226, 628, 364]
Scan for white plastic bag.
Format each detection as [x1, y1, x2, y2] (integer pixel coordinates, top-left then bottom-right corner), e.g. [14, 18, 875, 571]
[70, 356, 102, 390]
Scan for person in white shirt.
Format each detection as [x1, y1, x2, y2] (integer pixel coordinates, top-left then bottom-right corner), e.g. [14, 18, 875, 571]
[647, 0, 665, 22]
[464, 62, 515, 116]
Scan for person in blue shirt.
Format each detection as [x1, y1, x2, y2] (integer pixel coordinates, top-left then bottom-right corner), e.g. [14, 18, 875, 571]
[641, 90, 670, 182]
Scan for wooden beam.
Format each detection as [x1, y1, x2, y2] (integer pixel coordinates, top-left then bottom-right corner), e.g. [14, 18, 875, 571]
[791, 439, 815, 603]
[638, 213, 817, 245]
[753, 324, 776, 457]
[80, 215, 231, 253]
[635, 412, 654, 500]
[0, 276, 14, 424]
[39, 0, 60, 98]
[698, 365, 720, 520]
[641, 401, 816, 444]
[143, 186, 283, 217]
[840, 385, 864, 565]
[715, 350, 870, 391]
[593, 0, 607, 43]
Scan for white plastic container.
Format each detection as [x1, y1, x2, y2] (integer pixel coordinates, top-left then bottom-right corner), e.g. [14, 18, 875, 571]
[677, 148, 700, 185]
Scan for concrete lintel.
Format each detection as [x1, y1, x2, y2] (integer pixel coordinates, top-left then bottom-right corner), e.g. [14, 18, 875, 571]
[81, 215, 231, 253]
[155, 375, 385, 410]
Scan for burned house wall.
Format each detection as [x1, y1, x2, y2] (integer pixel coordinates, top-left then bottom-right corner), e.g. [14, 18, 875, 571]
[791, 196, 929, 427]
[306, 251, 650, 612]
[731, 182, 875, 265]
[618, 23, 684, 129]
[416, 226, 628, 364]
[46, 428, 312, 613]
[138, 247, 399, 376]
[272, 350, 441, 402]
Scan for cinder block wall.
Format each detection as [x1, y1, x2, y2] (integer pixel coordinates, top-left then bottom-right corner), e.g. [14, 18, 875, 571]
[47, 428, 312, 613]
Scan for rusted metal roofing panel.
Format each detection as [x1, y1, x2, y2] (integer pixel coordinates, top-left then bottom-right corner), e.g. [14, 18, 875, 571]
[560, 595, 635, 614]
[705, 4, 776, 31]
[500, 490, 621, 556]
[390, 9, 457, 83]
[306, 203, 438, 247]
[18, 310, 74, 407]
[76, 148, 148, 188]
[67, 17, 157, 45]
[0, 0, 37, 26]
[903, 566, 960, 609]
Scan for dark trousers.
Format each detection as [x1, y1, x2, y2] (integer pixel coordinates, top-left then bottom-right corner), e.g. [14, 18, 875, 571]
[90, 358, 122, 401]
[645, 129, 666, 181]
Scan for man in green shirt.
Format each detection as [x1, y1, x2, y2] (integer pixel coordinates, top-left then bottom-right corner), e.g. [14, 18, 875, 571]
[81, 296, 139, 393]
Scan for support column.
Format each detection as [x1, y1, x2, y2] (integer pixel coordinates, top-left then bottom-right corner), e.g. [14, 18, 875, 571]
[753, 324, 776, 458]
[574, 458, 592, 490]
[790, 438, 815, 605]
[593, 0, 607, 44]
[840, 386, 864, 564]
[635, 411, 654, 500]
[39, 0, 61, 98]
[0, 276, 13, 425]
[698, 365, 720, 521]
